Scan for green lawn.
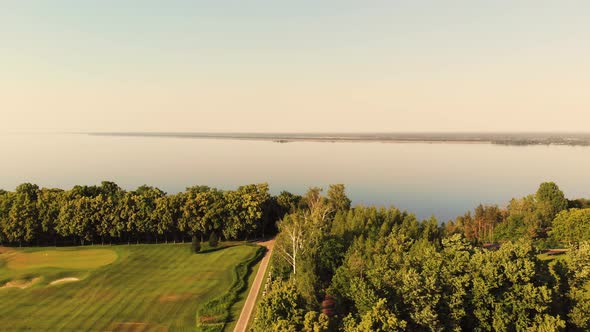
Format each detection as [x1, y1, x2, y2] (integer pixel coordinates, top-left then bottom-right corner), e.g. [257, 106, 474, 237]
[0, 243, 261, 331]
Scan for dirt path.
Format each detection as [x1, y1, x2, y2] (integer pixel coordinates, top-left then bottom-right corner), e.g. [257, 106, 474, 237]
[233, 239, 274, 332]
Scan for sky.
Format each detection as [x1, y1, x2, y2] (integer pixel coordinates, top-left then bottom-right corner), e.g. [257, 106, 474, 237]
[1, 0, 589, 133]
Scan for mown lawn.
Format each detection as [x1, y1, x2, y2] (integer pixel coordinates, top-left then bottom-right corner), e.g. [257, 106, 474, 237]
[0, 243, 260, 331]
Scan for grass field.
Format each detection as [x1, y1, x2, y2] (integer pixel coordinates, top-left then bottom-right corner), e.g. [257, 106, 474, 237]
[0, 243, 261, 331]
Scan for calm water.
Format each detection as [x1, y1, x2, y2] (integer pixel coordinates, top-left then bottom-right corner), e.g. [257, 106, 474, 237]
[1, 133, 589, 221]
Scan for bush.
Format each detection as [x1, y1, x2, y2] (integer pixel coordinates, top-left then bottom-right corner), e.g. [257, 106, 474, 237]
[191, 235, 201, 253]
[209, 232, 219, 247]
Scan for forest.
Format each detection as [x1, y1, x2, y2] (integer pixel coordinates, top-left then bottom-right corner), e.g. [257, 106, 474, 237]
[2, 181, 590, 331]
[0, 182, 289, 246]
[253, 183, 590, 331]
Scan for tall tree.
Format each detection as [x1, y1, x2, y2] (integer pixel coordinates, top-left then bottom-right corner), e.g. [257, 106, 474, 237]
[119, 186, 165, 243]
[99, 181, 123, 199]
[0, 192, 14, 244]
[536, 182, 568, 229]
[182, 188, 224, 241]
[224, 183, 270, 239]
[276, 213, 312, 275]
[95, 195, 118, 245]
[327, 184, 352, 213]
[277, 191, 303, 214]
[57, 196, 97, 245]
[37, 188, 64, 244]
[500, 195, 540, 240]
[567, 241, 590, 329]
[550, 209, 590, 246]
[304, 187, 333, 225]
[7, 184, 40, 245]
[154, 194, 182, 243]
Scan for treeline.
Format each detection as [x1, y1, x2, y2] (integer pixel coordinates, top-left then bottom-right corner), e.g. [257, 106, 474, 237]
[492, 138, 590, 146]
[254, 184, 590, 331]
[445, 182, 590, 247]
[0, 182, 299, 246]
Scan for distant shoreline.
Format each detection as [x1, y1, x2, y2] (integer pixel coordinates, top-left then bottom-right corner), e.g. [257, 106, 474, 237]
[86, 132, 590, 147]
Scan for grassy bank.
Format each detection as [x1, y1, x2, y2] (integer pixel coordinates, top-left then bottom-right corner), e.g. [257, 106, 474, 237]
[196, 245, 265, 332]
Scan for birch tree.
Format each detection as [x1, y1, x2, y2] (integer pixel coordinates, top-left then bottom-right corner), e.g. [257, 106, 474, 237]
[276, 213, 309, 275]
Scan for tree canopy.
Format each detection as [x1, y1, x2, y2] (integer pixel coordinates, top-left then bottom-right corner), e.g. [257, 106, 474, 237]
[254, 183, 590, 332]
[0, 182, 282, 246]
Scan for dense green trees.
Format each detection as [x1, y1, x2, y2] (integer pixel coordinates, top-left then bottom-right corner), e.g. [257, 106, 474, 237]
[536, 182, 569, 227]
[153, 194, 184, 243]
[445, 182, 572, 245]
[181, 186, 224, 242]
[469, 241, 564, 331]
[3, 179, 590, 330]
[567, 242, 590, 329]
[0, 182, 283, 246]
[224, 183, 271, 239]
[254, 183, 590, 332]
[254, 280, 308, 331]
[327, 184, 352, 213]
[550, 209, 590, 245]
[492, 195, 539, 241]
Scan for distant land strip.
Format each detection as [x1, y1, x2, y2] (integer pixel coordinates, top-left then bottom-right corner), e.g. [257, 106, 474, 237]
[87, 132, 590, 146]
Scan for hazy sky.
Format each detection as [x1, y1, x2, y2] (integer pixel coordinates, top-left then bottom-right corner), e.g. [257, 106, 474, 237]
[2, 1, 589, 133]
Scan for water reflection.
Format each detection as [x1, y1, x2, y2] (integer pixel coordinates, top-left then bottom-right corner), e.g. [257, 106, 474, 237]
[1, 133, 589, 221]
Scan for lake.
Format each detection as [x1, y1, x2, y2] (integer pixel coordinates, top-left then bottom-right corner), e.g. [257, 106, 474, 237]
[1, 133, 589, 221]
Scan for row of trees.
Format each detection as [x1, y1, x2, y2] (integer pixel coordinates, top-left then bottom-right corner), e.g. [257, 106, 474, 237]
[254, 184, 590, 331]
[0, 182, 294, 246]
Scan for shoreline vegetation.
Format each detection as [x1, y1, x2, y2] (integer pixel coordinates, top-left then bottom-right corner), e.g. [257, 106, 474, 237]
[2, 181, 590, 330]
[87, 132, 590, 146]
[250, 183, 590, 331]
[0, 182, 280, 248]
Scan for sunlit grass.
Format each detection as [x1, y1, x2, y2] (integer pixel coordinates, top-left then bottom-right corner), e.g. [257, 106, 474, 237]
[0, 243, 260, 331]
